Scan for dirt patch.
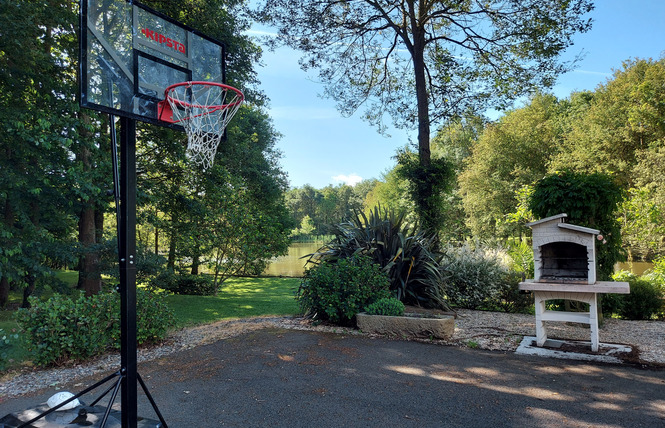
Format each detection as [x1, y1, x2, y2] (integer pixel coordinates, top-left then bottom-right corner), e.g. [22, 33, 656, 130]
[536, 339, 664, 368]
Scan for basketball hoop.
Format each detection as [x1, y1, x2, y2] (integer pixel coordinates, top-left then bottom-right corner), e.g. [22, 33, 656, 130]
[158, 81, 244, 170]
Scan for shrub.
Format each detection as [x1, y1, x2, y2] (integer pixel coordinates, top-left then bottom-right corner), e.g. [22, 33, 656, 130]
[642, 256, 665, 290]
[296, 254, 390, 325]
[492, 272, 534, 314]
[606, 271, 664, 320]
[622, 279, 663, 320]
[506, 239, 534, 279]
[616, 273, 663, 320]
[16, 290, 174, 367]
[149, 270, 179, 292]
[156, 273, 218, 296]
[135, 288, 175, 344]
[440, 242, 512, 310]
[16, 293, 112, 366]
[307, 206, 446, 309]
[103, 289, 176, 349]
[364, 298, 405, 316]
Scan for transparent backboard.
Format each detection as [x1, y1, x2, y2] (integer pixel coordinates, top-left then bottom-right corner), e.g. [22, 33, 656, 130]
[80, 0, 226, 126]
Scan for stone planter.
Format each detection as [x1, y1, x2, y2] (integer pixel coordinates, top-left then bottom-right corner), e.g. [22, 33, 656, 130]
[356, 312, 455, 340]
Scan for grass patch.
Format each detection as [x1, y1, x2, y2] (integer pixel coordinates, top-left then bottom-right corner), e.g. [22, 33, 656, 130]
[1, 320, 28, 370]
[55, 270, 79, 285]
[166, 276, 301, 328]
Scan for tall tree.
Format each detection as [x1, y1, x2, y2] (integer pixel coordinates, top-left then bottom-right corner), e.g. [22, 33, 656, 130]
[458, 93, 564, 239]
[0, 0, 88, 303]
[257, 0, 593, 230]
[551, 58, 665, 187]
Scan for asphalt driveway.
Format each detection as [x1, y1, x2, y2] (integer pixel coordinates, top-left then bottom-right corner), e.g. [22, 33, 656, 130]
[2, 328, 665, 427]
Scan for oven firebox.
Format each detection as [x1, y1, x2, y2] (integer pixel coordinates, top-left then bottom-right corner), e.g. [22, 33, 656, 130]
[530, 213, 597, 285]
[539, 241, 589, 283]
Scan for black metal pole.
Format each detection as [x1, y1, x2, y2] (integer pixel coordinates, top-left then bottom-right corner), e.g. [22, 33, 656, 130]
[119, 116, 138, 428]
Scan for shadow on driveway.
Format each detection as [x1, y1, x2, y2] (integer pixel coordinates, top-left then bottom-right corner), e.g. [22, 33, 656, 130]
[3, 328, 665, 427]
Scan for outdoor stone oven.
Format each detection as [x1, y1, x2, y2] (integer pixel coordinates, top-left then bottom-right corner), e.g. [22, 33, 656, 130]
[519, 213, 629, 352]
[531, 213, 597, 284]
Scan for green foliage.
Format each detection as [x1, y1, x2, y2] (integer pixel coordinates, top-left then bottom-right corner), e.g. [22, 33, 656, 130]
[133, 289, 175, 345]
[285, 183, 371, 236]
[155, 273, 218, 296]
[458, 93, 564, 239]
[16, 290, 174, 367]
[621, 147, 665, 259]
[290, 215, 316, 238]
[642, 256, 665, 288]
[296, 255, 390, 325]
[307, 206, 446, 309]
[529, 170, 626, 279]
[551, 58, 665, 188]
[16, 293, 113, 366]
[549, 59, 665, 259]
[493, 273, 534, 314]
[440, 242, 514, 310]
[395, 150, 453, 233]
[506, 239, 535, 279]
[364, 298, 405, 317]
[101, 240, 168, 287]
[0, 328, 19, 371]
[608, 271, 664, 320]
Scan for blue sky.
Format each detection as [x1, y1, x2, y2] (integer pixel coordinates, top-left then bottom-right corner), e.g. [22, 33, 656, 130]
[250, 1, 665, 189]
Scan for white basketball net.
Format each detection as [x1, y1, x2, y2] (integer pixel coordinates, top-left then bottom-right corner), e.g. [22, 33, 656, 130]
[165, 82, 244, 170]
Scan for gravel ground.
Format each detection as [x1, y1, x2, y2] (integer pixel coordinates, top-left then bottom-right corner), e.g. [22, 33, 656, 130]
[1, 310, 663, 401]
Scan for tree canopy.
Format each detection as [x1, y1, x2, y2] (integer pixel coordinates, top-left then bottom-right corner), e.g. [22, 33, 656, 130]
[0, 0, 291, 305]
[257, 0, 593, 230]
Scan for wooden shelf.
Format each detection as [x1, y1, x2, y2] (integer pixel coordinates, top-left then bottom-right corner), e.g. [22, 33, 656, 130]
[519, 280, 630, 294]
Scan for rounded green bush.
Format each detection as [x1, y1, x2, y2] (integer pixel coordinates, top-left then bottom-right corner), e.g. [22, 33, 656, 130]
[608, 271, 664, 320]
[364, 297, 405, 316]
[296, 254, 390, 325]
[16, 289, 174, 367]
[619, 278, 664, 320]
[154, 272, 218, 296]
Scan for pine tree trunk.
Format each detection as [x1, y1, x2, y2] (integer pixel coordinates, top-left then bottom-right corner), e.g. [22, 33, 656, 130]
[76, 135, 102, 296]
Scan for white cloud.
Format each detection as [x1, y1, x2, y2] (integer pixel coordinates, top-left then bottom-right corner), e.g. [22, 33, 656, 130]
[332, 173, 363, 186]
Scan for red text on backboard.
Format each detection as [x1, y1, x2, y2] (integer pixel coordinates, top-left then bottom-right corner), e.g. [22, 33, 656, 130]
[141, 28, 186, 54]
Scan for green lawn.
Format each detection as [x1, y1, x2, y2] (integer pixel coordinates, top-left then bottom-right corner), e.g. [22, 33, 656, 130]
[166, 276, 302, 328]
[0, 275, 302, 370]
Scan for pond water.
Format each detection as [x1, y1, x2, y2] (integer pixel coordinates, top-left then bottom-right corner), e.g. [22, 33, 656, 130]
[615, 261, 654, 276]
[263, 243, 656, 278]
[263, 242, 321, 277]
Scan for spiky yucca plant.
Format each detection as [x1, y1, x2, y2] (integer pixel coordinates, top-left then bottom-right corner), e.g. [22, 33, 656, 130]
[306, 206, 448, 309]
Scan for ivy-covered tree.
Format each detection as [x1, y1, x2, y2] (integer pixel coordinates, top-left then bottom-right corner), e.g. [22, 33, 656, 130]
[256, 0, 594, 232]
[529, 171, 626, 280]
